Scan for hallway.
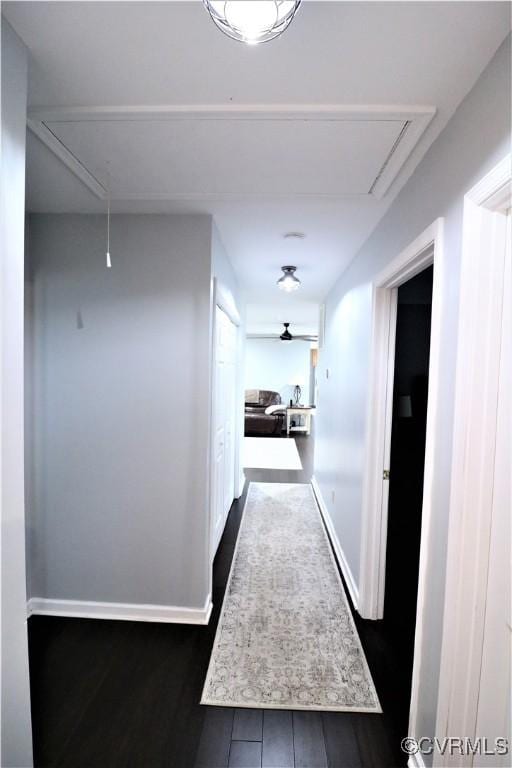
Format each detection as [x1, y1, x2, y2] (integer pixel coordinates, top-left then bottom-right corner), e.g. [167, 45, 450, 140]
[28, 435, 400, 768]
[2, 5, 510, 765]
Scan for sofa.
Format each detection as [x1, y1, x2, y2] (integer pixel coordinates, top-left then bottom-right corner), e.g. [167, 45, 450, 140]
[244, 389, 286, 436]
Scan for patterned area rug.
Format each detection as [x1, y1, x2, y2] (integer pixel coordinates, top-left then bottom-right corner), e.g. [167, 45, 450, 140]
[201, 482, 381, 712]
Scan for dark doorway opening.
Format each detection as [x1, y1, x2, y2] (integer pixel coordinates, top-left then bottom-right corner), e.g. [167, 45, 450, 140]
[383, 265, 433, 750]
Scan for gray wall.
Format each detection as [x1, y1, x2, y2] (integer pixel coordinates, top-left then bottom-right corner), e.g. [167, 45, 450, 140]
[314, 35, 511, 755]
[1, 19, 34, 767]
[27, 213, 214, 609]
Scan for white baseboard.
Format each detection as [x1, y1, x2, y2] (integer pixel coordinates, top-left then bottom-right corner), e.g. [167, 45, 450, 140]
[27, 594, 213, 625]
[236, 471, 246, 499]
[311, 475, 360, 609]
[408, 751, 426, 768]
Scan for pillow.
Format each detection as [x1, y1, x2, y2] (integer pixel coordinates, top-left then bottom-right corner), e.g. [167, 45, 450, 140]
[245, 389, 260, 404]
[265, 404, 286, 415]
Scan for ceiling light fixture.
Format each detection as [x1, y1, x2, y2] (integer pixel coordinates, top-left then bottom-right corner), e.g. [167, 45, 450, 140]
[277, 265, 301, 292]
[203, 1, 302, 45]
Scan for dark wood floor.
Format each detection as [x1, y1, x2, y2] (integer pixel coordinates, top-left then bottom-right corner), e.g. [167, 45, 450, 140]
[28, 433, 405, 767]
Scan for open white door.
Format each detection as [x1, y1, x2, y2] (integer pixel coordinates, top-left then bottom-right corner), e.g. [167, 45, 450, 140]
[211, 304, 237, 557]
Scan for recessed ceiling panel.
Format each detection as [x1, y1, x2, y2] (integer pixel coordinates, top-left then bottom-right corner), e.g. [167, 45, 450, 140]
[45, 117, 406, 197]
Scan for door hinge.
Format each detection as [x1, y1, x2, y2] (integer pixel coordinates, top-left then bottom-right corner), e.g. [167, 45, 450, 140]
[383, 469, 390, 480]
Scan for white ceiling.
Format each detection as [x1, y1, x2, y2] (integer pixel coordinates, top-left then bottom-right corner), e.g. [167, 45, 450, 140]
[246, 301, 320, 336]
[4, 1, 510, 317]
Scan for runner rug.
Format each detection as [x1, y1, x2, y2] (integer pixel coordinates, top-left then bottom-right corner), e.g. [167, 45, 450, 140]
[201, 482, 381, 712]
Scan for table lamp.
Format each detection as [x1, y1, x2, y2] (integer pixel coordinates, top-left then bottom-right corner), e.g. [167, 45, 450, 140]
[289, 378, 305, 405]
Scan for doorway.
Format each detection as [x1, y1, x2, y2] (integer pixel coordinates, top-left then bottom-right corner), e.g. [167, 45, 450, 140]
[359, 219, 444, 750]
[383, 265, 433, 744]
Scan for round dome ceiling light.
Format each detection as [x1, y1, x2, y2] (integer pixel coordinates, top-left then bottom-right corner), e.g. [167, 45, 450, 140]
[203, 1, 302, 45]
[277, 265, 301, 292]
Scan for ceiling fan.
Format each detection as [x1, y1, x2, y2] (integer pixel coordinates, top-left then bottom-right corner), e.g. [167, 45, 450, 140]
[247, 322, 318, 343]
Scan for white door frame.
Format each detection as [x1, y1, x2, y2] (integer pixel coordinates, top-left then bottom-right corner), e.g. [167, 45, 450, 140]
[358, 218, 445, 740]
[359, 218, 444, 621]
[214, 279, 244, 501]
[208, 279, 242, 578]
[434, 156, 511, 767]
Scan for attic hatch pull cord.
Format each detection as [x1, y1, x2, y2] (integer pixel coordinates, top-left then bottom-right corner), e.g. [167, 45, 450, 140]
[106, 193, 112, 268]
[106, 165, 112, 268]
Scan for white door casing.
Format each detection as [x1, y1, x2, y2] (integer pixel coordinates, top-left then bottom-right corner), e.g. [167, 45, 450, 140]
[359, 218, 444, 621]
[359, 218, 445, 746]
[434, 157, 511, 768]
[212, 314, 226, 555]
[211, 300, 238, 561]
[475, 213, 511, 762]
[221, 310, 236, 518]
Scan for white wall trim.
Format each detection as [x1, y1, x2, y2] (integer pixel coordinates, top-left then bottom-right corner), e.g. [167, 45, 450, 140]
[29, 104, 436, 123]
[27, 118, 106, 198]
[374, 218, 441, 288]
[311, 476, 359, 609]
[433, 156, 512, 767]
[208, 279, 242, 595]
[27, 595, 213, 625]
[27, 103, 435, 202]
[2, 22, 34, 767]
[467, 154, 511, 211]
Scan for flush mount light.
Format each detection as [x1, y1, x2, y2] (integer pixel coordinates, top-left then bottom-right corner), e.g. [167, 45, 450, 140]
[277, 265, 301, 292]
[203, 1, 302, 45]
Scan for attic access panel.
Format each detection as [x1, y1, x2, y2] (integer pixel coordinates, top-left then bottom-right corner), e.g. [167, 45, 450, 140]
[29, 106, 435, 200]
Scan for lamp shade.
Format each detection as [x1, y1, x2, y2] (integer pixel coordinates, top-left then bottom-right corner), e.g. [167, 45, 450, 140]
[398, 395, 413, 418]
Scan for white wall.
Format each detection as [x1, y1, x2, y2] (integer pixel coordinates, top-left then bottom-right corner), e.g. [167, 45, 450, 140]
[1, 20, 34, 767]
[26, 213, 214, 611]
[245, 338, 311, 406]
[314, 35, 511, 758]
